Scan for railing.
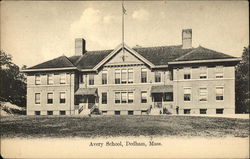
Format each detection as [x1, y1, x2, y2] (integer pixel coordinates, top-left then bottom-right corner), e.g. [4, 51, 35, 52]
[90, 105, 98, 114]
[147, 105, 152, 114]
[78, 106, 84, 114]
[154, 102, 162, 108]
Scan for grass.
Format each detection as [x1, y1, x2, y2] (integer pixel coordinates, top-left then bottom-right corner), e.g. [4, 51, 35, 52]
[0, 115, 249, 138]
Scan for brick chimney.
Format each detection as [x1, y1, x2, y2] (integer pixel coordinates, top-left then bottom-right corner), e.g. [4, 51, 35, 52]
[182, 29, 192, 49]
[75, 38, 86, 56]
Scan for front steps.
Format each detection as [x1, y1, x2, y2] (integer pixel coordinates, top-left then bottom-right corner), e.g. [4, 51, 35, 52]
[150, 108, 163, 115]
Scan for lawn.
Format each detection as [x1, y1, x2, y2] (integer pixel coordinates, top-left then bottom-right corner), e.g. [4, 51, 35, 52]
[0, 115, 249, 138]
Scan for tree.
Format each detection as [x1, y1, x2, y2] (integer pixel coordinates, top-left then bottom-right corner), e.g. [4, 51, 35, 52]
[235, 46, 249, 113]
[0, 50, 27, 107]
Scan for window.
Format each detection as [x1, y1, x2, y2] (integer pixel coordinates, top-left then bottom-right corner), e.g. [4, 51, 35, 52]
[199, 67, 207, 79]
[35, 93, 41, 104]
[47, 111, 53, 115]
[200, 109, 207, 114]
[115, 69, 133, 84]
[115, 111, 120, 115]
[102, 111, 107, 115]
[128, 69, 133, 83]
[102, 92, 107, 104]
[35, 75, 41, 85]
[115, 92, 133, 104]
[115, 69, 121, 84]
[216, 108, 224, 114]
[184, 67, 191, 79]
[60, 111, 66, 115]
[47, 74, 53, 85]
[89, 75, 94, 85]
[184, 88, 191, 101]
[60, 92, 66, 103]
[199, 88, 208, 101]
[128, 111, 134, 115]
[141, 91, 147, 103]
[115, 92, 120, 103]
[121, 92, 127, 103]
[80, 74, 84, 83]
[102, 70, 107, 84]
[155, 72, 161, 82]
[121, 69, 127, 84]
[128, 92, 134, 103]
[141, 68, 147, 83]
[184, 109, 191, 114]
[47, 93, 53, 104]
[163, 92, 173, 101]
[60, 73, 66, 84]
[141, 110, 148, 115]
[35, 111, 40, 115]
[216, 87, 224, 100]
[215, 66, 224, 78]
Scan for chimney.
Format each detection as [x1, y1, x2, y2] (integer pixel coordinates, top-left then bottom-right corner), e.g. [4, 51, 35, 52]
[75, 38, 86, 56]
[182, 29, 192, 49]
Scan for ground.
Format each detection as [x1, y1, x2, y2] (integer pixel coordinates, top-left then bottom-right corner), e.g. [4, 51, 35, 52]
[1, 115, 249, 138]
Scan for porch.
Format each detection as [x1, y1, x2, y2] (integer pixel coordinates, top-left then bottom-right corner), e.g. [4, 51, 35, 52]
[150, 85, 174, 114]
[75, 88, 99, 115]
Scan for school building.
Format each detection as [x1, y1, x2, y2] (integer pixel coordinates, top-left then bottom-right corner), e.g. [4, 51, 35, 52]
[22, 29, 241, 115]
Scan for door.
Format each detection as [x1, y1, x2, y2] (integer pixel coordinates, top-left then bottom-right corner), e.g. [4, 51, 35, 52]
[153, 93, 163, 108]
[88, 95, 96, 109]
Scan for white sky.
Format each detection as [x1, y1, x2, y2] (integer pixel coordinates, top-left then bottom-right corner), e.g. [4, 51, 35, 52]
[1, 1, 249, 67]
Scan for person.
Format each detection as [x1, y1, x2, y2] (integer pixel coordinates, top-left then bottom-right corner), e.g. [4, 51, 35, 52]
[176, 106, 179, 115]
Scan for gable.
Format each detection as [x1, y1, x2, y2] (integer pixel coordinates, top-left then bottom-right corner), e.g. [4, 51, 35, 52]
[93, 44, 155, 70]
[104, 48, 144, 66]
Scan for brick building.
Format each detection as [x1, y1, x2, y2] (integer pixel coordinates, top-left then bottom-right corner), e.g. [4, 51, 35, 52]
[23, 29, 240, 115]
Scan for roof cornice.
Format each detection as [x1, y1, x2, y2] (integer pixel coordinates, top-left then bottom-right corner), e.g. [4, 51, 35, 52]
[21, 67, 78, 73]
[168, 57, 241, 65]
[152, 65, 168, 68]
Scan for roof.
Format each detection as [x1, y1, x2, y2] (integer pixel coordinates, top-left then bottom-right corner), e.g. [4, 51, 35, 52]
[134, 45, 194, 65]
[26, 44, 238, 71]
[76, 50, 112, 69]
[174, 46, 235, 61]
[75, 88, 97, 96]
[151, 85, 173, 93]
[28, 56, 75, 69]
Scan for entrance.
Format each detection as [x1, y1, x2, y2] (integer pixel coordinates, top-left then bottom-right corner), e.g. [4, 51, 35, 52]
[152, 93, 163, 108]
[87, 95, 96, 109]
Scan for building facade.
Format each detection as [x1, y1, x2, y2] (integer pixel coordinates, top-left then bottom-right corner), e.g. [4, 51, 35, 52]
[23, 29, 240, 115]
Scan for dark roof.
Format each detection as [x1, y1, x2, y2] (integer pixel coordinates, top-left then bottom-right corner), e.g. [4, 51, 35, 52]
[75, 50, 112, 69]
[27, 45, 237, 70]
[28, 56, 75, 69]
[133, 45, 194, 65]
[174, 46, 235, 61]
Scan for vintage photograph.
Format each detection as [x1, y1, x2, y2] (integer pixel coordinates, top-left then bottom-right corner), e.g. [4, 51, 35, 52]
[0, 1, 249, 158]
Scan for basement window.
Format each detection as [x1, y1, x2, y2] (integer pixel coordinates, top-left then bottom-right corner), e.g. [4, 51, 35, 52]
[128, 111, 134, 115]
[200, 109, 207, 114]
[115, 111, 120, 115]
[47, 111, 53, 115]
[35, 111, 41, 115]
[60, 111, 66, 115]
[102, 111, 107, 115]
[216, 109, 224, 114]
[184, 109, 191, 114]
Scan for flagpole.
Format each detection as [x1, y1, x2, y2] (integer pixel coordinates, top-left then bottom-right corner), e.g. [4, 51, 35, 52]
[122, 0, 124, 52]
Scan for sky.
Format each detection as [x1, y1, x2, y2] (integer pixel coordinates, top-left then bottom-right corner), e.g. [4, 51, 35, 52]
[1, 1, 249, 67]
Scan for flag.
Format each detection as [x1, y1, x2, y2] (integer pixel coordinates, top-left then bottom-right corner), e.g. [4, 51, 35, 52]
[122, 4, 127, 15]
